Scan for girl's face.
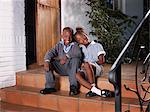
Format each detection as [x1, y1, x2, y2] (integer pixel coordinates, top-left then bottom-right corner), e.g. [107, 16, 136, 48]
[62, 30, 72, 45]
[75, 34, 89, 45]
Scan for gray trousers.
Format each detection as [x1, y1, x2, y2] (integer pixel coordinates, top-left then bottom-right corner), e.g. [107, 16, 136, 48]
[45, 58, 81, 88]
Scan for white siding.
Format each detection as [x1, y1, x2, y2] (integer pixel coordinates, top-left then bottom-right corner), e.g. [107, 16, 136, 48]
[0, 0, 26, 88]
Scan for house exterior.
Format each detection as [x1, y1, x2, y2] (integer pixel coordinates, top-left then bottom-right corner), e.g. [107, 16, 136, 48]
[0, 0, 26, 88]
[0, 0, 60, 88]
[0, 0, 146, 88]
[61, 0, 145, 40]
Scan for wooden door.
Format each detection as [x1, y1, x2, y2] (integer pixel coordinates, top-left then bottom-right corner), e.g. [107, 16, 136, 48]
[36, 0, 60, 65]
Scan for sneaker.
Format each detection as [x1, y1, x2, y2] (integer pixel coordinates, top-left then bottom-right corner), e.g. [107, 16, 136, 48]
[40, 88, 56, 94]
[85, 91, 97, 97]
[101, 89, 115, 97]
[69, 85, 79, 96]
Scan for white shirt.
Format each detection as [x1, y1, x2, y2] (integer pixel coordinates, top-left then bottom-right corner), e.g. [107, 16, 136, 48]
[80, 41, 106, 76]
[80, 41, 106, 63]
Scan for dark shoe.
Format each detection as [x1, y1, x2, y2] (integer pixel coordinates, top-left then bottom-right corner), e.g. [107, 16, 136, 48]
[69, 85, 79, 96]
[40, 88, 56, 94]
[85, 91, 97, 97]
[101, 89, 115, 97]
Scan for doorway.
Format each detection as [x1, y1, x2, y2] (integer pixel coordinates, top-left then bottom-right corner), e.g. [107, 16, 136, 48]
[25, 0, 61, 67]
[25, 0, 36, 66]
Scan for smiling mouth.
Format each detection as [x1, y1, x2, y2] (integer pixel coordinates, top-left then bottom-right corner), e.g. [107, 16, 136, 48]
[64, 40, 70, 45]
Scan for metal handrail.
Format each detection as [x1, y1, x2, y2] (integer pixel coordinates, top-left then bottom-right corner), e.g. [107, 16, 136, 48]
[108, 9, 150, 112]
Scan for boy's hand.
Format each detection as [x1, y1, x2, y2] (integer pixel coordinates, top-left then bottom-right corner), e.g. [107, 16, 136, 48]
[44, 62, 50, 72]
[60, 56, 67, 65]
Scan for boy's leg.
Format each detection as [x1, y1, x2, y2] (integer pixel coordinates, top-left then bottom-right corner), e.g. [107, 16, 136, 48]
[40, 65, 56, 94]
[51, 60, 67, 76]
[67, 58, 81, 86]
[66, 58, 81, 95]
[45, 70, 55, 88]
[46, 59, 80, 87]
[40, 60, 67, 94]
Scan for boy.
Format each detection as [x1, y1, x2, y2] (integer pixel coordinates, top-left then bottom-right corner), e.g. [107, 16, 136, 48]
[40, 27, 82, 96]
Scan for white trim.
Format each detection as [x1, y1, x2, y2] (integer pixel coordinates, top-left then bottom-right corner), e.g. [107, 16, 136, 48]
[97, 51, 106, 56]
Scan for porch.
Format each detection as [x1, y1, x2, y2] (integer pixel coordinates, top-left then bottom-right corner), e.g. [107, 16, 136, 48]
[0, 0, 149, 112]
[0, 63, 149, 112]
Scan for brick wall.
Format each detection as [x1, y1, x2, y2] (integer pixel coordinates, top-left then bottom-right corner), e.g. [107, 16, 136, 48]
[0, 0, 26, 88]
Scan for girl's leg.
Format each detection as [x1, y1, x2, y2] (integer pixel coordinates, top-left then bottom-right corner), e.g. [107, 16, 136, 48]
[78, 62, 103, 96]
[76, 71, 102, 96]
[76, 71, 92, 89]
[83, 62, 95, 84]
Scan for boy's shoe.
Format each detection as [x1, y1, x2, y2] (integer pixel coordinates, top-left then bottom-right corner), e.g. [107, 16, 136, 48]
[40, 88, 56, 94]
[69, 85, 79, 96]
[85, 91, 97, 97]
[101, 89, 115, 97]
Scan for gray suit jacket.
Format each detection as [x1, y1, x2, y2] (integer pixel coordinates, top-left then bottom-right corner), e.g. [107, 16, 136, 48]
[44, 41, 82, 62]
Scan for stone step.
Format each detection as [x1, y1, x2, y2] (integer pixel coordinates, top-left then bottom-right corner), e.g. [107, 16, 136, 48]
[16, 69, 150, 99]
[0, 101, 57, 112]
[16, 64, 150, 99]
[1, 86, 147, 112]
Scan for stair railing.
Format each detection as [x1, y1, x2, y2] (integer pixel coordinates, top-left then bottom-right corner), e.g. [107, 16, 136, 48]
[124, 47, 150, 112]
[108, 9, 150, 112]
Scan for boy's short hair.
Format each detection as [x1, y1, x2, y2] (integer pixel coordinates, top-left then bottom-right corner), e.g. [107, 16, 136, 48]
[63, 27, 73, 36]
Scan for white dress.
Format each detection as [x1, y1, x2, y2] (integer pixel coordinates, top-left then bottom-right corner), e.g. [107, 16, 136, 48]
[80, 41, 106, 77]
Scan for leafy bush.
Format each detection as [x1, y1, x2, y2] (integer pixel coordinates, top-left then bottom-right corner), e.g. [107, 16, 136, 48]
[85, 0, 136, 63]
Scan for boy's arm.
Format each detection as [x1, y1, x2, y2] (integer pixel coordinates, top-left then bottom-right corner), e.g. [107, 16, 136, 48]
[66, 43, 82, 59]
[44, 43, 59, 62]
[44, 43, 59, 71]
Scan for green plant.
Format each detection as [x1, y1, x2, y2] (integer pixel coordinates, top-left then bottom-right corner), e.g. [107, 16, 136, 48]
[85, 0, 136, 63]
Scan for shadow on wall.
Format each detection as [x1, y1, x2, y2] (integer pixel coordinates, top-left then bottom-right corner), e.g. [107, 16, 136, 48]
[61, 0, 95, 40]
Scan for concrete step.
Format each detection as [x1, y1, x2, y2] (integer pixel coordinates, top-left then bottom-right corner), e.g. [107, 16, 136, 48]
[0, 86, 148, 112]
[0, 101, 57, 112]
[16, 68, 150, 99]
[16, 63, 150, 99]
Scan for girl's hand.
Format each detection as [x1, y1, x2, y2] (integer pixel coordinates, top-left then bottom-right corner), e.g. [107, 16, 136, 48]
[97, 54, 105, 65]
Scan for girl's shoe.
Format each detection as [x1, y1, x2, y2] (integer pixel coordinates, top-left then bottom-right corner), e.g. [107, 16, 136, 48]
[86, 91, 97, 97]
[101, 89, 115, 97]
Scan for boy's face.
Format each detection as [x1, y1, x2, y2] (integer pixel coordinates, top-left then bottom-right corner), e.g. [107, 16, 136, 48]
[62, 30, 72, 45]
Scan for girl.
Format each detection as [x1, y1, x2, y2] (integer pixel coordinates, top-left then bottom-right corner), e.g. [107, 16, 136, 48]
[75, 27, 113, 97]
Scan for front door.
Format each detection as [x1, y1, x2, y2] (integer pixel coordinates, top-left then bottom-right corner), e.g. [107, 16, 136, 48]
[36, 0, 60, 65]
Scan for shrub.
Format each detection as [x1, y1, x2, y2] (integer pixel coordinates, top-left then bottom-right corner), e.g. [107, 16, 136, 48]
[85, 0, 136, 63]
